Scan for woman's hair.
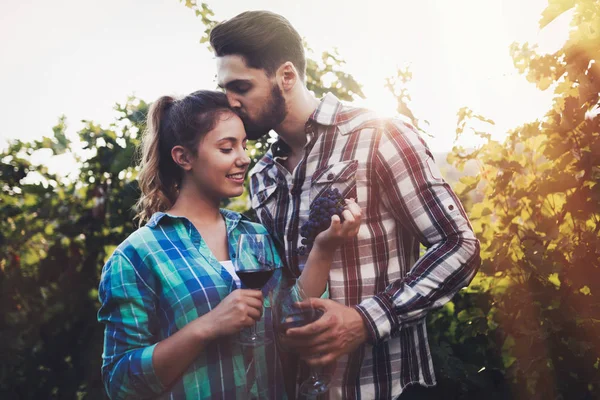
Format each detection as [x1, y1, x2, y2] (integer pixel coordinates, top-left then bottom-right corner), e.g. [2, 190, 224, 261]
[135, 90, 230, 224]
[209, 10, 306, 81]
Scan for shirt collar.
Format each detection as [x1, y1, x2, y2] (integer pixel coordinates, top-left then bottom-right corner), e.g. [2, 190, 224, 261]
[268, 92, 347, 160]
[146, 209, 243, 235]
[310, 92, 344, 128]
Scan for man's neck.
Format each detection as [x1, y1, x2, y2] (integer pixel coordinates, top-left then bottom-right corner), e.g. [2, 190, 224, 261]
[274, 89, 320, 155]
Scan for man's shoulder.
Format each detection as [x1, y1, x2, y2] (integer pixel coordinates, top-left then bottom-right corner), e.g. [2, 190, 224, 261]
[336, 104, 417, 137]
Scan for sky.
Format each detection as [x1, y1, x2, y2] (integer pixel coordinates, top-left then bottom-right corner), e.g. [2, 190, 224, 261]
[0, 0, 571, 168]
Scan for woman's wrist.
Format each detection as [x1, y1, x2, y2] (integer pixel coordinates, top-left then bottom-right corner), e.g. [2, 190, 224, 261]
[191, 314, 218, 343]
[311, 240, 338, 259]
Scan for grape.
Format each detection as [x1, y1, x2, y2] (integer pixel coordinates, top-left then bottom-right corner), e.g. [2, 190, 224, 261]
[297, 188, 345, 254]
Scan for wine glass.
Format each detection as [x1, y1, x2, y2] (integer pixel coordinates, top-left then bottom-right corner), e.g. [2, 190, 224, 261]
[272, 282, 331, 396]
[235, 233, 276, 347]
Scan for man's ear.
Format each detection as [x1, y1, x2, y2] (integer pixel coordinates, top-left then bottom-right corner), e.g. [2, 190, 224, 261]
[277, 62, 298, 92]
[171, 145, 193, 171]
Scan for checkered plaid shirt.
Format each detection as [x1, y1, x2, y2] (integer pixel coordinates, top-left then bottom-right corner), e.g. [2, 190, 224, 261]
[97, 210, 287, 399]
[249, 93, 481, 399]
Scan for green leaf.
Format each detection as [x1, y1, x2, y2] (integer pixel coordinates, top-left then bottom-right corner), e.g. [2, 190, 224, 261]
[579, 285, 591, 296]
[548, 273, 561, 288]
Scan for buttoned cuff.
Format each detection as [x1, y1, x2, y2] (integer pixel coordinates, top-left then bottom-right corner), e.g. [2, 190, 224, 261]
[354, 293, 399, 344]
[131, 344, 165, 395]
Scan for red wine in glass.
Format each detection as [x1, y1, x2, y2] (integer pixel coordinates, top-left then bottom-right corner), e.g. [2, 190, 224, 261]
[277, 309, 324, 334]
[237, 270, 274, 290]
[234, 234, 276, 347]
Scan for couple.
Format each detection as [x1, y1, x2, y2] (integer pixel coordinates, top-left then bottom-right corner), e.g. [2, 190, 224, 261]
[97, 10, 481, 400]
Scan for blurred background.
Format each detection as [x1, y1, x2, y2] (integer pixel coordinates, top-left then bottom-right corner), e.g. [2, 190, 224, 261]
[0, 0, 598, 398]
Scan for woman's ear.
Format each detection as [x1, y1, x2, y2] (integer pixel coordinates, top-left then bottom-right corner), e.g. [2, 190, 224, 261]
[171, 145, 193, 171]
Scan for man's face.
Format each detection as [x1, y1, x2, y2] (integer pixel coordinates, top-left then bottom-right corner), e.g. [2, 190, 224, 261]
[216, 55, 287, 140]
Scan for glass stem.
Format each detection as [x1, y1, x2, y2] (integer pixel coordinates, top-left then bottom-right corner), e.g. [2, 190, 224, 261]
[251, 321, 257, 339]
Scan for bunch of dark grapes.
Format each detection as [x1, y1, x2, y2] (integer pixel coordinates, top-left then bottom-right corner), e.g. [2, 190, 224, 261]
[297, 188, 345, 255]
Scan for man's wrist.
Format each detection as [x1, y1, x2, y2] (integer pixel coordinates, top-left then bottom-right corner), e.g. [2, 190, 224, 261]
[353, 304, 378, 345]
[350, 307, 369, 345]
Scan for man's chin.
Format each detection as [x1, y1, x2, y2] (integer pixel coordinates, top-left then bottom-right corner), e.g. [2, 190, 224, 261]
[244, 125, 271, 141]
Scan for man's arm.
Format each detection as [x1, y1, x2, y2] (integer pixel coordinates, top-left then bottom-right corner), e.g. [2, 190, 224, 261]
[286, 120, 480, 366]
[354, 120, 481, 344]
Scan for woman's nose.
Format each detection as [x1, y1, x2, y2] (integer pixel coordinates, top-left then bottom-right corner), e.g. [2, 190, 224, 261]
[237, 150, 251, 166]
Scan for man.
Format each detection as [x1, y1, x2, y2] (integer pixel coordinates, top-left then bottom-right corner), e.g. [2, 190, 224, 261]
[210, 11, 481, 399]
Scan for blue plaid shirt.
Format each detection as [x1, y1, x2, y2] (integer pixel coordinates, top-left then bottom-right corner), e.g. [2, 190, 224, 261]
[98, 210, 288, 399]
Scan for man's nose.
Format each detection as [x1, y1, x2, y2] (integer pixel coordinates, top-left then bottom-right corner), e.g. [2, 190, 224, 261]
[226, 92, 241, 109]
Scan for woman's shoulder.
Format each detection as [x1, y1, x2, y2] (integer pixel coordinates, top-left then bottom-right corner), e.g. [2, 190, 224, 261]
[107, 225, 156, 266]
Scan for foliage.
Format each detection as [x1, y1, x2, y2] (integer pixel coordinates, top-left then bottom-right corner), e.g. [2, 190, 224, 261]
[2, 0, 599, 398]
[430, 0, 600, 398]
[0, 98, 147, 398]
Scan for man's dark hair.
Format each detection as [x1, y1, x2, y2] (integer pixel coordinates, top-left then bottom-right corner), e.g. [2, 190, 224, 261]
[210, 11, 306, 81]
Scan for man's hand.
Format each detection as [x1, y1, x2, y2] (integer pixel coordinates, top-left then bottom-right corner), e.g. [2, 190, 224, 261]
[284, 298, 369, 367]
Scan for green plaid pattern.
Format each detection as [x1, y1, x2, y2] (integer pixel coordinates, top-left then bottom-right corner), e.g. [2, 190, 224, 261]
[98, 209, 288, 399]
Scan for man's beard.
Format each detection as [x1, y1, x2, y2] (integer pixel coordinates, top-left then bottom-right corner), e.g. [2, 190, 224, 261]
[241, 84, 287, 140]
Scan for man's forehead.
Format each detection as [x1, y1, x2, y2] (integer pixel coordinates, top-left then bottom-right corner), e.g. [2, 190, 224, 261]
[216, 55, 266, 86]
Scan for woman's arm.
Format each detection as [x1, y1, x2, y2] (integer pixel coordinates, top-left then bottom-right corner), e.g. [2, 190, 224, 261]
[99, 253, 263, 399]
[152, 289, 263, 388]
[297, 199, 362, 298]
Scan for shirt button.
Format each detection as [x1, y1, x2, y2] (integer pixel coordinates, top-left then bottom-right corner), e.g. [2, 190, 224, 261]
[327, 173, 335, 181]
[291, 187, 302, 196]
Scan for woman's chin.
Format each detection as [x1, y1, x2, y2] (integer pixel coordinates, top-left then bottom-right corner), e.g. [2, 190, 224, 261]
[225, 188, 245, 199]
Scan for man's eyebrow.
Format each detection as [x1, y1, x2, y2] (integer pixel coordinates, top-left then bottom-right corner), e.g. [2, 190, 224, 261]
[218, 79, 251, 89]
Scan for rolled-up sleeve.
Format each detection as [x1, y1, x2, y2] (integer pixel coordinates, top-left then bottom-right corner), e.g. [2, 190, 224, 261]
[355, 120, 481, 344]
[98, 252, 165, 399]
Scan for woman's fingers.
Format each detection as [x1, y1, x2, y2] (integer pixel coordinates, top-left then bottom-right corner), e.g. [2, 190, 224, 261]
[245, 305, 262, 321]
[345, 199, 362, 218]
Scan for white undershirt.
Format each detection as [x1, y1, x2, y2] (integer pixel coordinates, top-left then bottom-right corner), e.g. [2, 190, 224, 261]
[219, 260, 241, 287]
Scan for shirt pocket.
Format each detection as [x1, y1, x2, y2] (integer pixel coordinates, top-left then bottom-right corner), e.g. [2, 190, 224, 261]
[309, 160, 358, 205]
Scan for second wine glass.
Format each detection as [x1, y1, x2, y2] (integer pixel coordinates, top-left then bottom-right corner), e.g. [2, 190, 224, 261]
[234, 233, 276, 347]
[273, 283, 331, 397]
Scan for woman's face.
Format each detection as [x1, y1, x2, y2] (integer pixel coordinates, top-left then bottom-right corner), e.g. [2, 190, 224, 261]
[187, 111, 250, 202]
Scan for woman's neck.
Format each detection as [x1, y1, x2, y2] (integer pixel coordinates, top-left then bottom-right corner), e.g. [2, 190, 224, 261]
[168, 182, 222, 226]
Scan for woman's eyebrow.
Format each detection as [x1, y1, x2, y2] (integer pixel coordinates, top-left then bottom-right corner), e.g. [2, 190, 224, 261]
[217, 137, 248, 143]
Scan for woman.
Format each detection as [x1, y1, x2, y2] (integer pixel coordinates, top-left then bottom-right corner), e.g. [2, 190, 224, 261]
[97, 90, 361, 399]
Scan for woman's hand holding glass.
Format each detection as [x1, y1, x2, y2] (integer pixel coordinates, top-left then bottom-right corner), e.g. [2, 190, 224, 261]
[200, 289, 264, 339]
